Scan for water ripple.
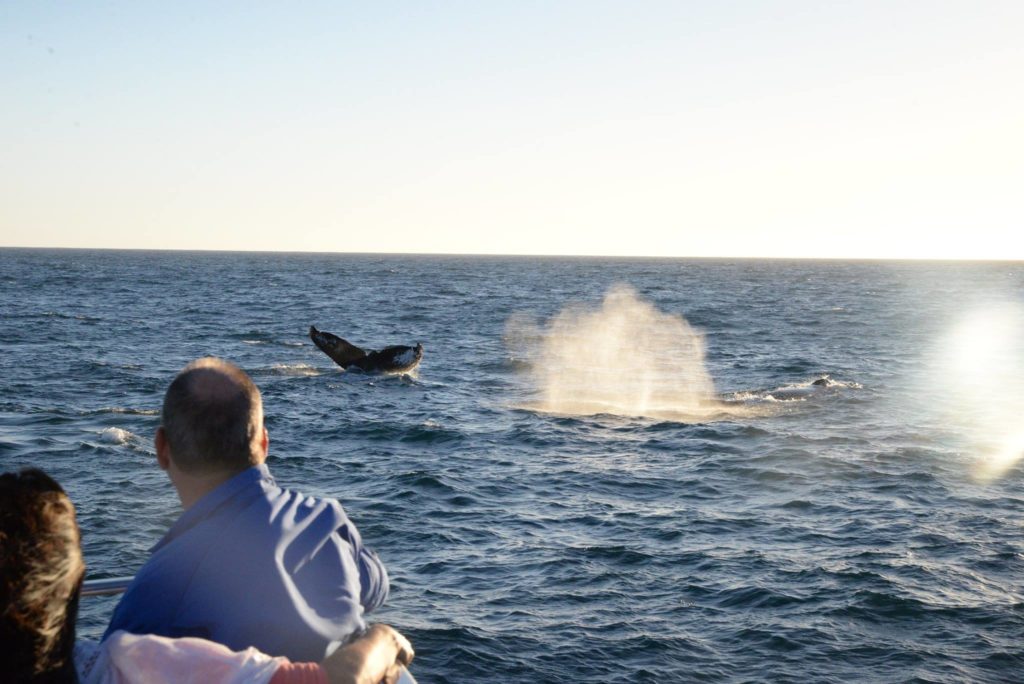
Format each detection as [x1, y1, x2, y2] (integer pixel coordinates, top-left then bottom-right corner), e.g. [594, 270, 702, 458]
[2, 251, 1022, 682]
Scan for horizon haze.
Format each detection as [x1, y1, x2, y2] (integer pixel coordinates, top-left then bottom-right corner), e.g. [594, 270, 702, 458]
[3, 2, 1022, 260]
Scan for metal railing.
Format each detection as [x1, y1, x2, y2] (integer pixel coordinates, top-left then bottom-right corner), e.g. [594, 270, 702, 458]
[82, 576, 134, 597]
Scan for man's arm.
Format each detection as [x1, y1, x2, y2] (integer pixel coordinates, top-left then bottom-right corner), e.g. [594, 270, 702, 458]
[355, 546, 389, 613]
[288, 508, 390, 648]
[97, 625, 413, 684]
[328, 507, 389, 613]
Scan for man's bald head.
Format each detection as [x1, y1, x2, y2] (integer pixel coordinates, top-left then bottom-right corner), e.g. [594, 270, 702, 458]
[161, 358, 265, 475]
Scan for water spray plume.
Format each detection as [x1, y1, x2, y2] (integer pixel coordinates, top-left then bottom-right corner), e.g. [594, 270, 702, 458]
[509, 285, 734, 421]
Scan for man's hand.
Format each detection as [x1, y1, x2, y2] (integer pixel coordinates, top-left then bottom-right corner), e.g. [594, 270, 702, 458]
[321, 624, 414, 684]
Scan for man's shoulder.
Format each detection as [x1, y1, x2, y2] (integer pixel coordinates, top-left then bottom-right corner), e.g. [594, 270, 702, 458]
[204, 467, 346, 519]
[266, 483, 350, 526]
[148, 470, 355, 569]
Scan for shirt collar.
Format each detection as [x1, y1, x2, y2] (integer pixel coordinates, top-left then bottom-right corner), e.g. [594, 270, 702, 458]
[152, 463, 274, 552]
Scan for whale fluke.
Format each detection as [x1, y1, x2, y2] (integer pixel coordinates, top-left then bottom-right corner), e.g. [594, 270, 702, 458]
[309, 326, 423, 373]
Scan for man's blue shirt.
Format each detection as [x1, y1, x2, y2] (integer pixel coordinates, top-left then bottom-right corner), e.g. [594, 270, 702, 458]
[103, 464, 389, 661]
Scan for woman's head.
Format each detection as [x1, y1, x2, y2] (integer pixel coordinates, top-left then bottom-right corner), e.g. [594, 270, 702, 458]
[0, 468, 84, 682]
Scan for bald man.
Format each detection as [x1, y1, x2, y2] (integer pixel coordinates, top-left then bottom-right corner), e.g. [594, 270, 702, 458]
[104, 358, 389, 662]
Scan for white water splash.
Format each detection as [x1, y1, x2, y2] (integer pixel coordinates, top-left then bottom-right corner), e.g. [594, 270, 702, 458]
[99, 427, 135, 445]
[268, 363, 322, 377]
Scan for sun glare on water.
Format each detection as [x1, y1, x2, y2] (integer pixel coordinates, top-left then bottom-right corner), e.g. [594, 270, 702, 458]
[931, 304, 1024, 482]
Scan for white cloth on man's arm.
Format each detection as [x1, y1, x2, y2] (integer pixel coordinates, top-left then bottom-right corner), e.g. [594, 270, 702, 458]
[76, 630, 284, 684]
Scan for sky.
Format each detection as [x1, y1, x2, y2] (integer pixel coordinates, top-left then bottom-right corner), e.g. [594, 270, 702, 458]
[2, 1, 1022, 259]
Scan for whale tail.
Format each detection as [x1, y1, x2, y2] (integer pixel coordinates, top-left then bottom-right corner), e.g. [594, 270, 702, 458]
[309, 326, 368, 369]
[310, 326, 423, 373]
[365, 342, 423, 373]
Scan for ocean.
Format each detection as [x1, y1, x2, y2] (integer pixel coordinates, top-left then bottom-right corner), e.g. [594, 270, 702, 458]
[1, 249, 1022, 682]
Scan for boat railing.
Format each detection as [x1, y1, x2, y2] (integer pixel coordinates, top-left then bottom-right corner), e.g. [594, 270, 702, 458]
[82, 576, 134, 597]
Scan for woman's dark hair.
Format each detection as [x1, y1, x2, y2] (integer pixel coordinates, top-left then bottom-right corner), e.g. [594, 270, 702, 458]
[0, 468, 84, 683]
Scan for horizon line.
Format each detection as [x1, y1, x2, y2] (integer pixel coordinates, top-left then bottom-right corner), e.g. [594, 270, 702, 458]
[1, 244, 1021, 264]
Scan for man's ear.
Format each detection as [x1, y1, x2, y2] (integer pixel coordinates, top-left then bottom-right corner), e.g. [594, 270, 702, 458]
[155, 426, 171, 471]
[260, 427, 269, 458]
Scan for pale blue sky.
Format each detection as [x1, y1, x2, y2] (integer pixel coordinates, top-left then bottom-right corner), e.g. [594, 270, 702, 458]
[2, 2, 1022, 258]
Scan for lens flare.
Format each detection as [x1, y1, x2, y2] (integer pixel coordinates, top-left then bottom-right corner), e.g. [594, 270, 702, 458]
[930, 303, 1024, 482]
[976, 430, 1024, 482]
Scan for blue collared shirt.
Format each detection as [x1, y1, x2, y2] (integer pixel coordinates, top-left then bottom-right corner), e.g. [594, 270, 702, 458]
[103, 464, 389, 661]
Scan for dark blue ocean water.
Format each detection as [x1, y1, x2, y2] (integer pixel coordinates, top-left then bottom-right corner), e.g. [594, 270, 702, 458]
[2, 249, 1023, 683]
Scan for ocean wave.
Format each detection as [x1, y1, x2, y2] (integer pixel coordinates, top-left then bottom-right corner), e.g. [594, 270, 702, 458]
[83, 360, 145, 371]
[39, 311, 102, 323]
[724, 375, 863, 403]
[263, 363, 323, 377]
[398, 423, 465, 444]
[391, 471, 458, 493]
[243, 339, 306, 348]
[89, 407, 160, 416]
[517, 397, 777, 423]
[9, 252, 1024, 683]
[715, 586, 807, 609]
